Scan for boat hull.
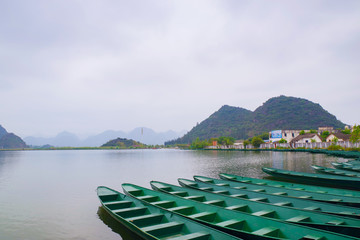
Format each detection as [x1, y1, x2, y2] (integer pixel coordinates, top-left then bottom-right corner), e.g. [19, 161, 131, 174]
[332, 162, 360, 172]
[123, 183, 359, 240]
[97, 186, 242, 240]
[312, 165, 360, 178]
[151, 180, 360, 238]
[262, 167, 360, 189]
[194, 175, 360, 207]
[220, 172, 360, 198]
[178, 178, 360, 219]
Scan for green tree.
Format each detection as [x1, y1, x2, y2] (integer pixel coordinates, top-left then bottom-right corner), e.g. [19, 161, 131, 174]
[279, 138, 287, 143]
[226, 137, 235, 146]
[190, 137, 211, 149]
[251, 137, 264, 148]
[258, 132, 269, 140]
[218, 136, 235, 146]
[320, 131, 330, 142]
[299, 130, 305, 135]
[309, 129, 317, 133]
[350, 125, 360, 143]
[243, 140, 250, 148]
[342, 129, 351, 134]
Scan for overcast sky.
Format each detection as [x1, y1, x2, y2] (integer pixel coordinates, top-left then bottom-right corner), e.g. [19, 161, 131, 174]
[1, 0, 359, 138]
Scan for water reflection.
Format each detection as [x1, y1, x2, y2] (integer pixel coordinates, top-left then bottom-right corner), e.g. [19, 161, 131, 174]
[0, 151, 21, 187]
[0, 149, 347, 240]
[97, 206, 142, 240]
[0, 151, 20, 169]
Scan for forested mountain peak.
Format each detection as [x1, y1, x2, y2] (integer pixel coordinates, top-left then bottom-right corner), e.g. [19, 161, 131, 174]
[252, 96, 344, 131]
[166, 96, 346, 145]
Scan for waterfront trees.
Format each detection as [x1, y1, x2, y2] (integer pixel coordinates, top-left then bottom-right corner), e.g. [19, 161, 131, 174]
[350, 125, 360, 143]
[251, 137, 264, 148]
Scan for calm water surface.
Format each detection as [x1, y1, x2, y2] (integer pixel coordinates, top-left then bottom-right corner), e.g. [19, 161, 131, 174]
[0, 149, 344, 240]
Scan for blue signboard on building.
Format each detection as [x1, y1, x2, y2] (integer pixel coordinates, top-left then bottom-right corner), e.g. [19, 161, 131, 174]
[271, 130, 282, 139]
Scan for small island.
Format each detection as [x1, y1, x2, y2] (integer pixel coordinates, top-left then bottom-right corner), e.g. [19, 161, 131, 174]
[101, 137, 146, 149]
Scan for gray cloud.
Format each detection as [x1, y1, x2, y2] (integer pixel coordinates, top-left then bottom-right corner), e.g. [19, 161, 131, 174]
[1, 0, 359, 137]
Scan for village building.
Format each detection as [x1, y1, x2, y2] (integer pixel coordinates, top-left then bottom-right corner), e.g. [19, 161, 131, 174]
[318, 126, 337, 134]
[326, 132, 351, 142]
[234, 140, 244, 146]
[269, 130, 304, 143]
[269, 127, 341, 143]
[290, 133, 322, 143]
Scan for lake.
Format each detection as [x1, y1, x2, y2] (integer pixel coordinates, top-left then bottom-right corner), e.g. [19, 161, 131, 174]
[0, 149, 343, 240]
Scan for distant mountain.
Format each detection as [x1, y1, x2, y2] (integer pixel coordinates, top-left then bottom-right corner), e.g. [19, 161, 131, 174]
[166, 96, 346, 144]
[81, 130, 127, 147]
[24, 131, 81, 147]
[24, 128, 185, 147]
[0, 125, 7, 139]
[0, 125, 27, 149]
[126, 127, 185, 146]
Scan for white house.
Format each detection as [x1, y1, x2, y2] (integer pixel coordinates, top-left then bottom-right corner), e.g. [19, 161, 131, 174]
[326, 133, 351, 142]
[290, 133, 322, 143]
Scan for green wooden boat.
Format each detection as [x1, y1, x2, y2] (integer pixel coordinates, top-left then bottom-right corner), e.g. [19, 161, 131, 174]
[332, 162, 360, 172]
[263, 167, 360, 189]
[346, 160, 360, 165]
[312, 165, 360, 178]
[151, 180, 360, 237]
[178, 178, 360, 219]
[220, 173, 360, 198]
[97, 186, 242, 240]
[193, 175, 360, 207]
[122, 183, 359, 240]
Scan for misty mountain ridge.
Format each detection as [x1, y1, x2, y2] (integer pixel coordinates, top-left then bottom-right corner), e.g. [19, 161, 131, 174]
[24, 127, 186, 147]
[166, 95, 347, 144]
[0, 124, 27, 149]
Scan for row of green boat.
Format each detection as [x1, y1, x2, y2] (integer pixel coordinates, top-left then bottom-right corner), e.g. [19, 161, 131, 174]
[98, 169, 360, 240]
[207, 148, 360, 160]
[262, 157, 360, 188]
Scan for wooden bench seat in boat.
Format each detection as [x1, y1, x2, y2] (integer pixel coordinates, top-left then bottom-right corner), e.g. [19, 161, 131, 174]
[230, 193, 248, 198]
[170, 232, 211, 240]
[252, 227, 280, 237]
[216, 219, 245, 228]
[125, 213, 164, 227]
[184, 195, 205, 201]
[249, 197, 268, 202]
[113, 206, 148, 218]
[252, 210, 276, 217]
[187, 212, 216, 221]
[273, 201, 292, 207]
[212, 190, 230, 194]
[286, 215, 311, 223]
[152, 200, 175, 208]
[168, 206, 194, 215]
[141, 222, 184, 237]
[203, 199, 225, 206]
[170, 191, 188, 197]
[104, 200, 133, 210]
[137, 195, 159, 202]
[225, 204, 249, 212]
